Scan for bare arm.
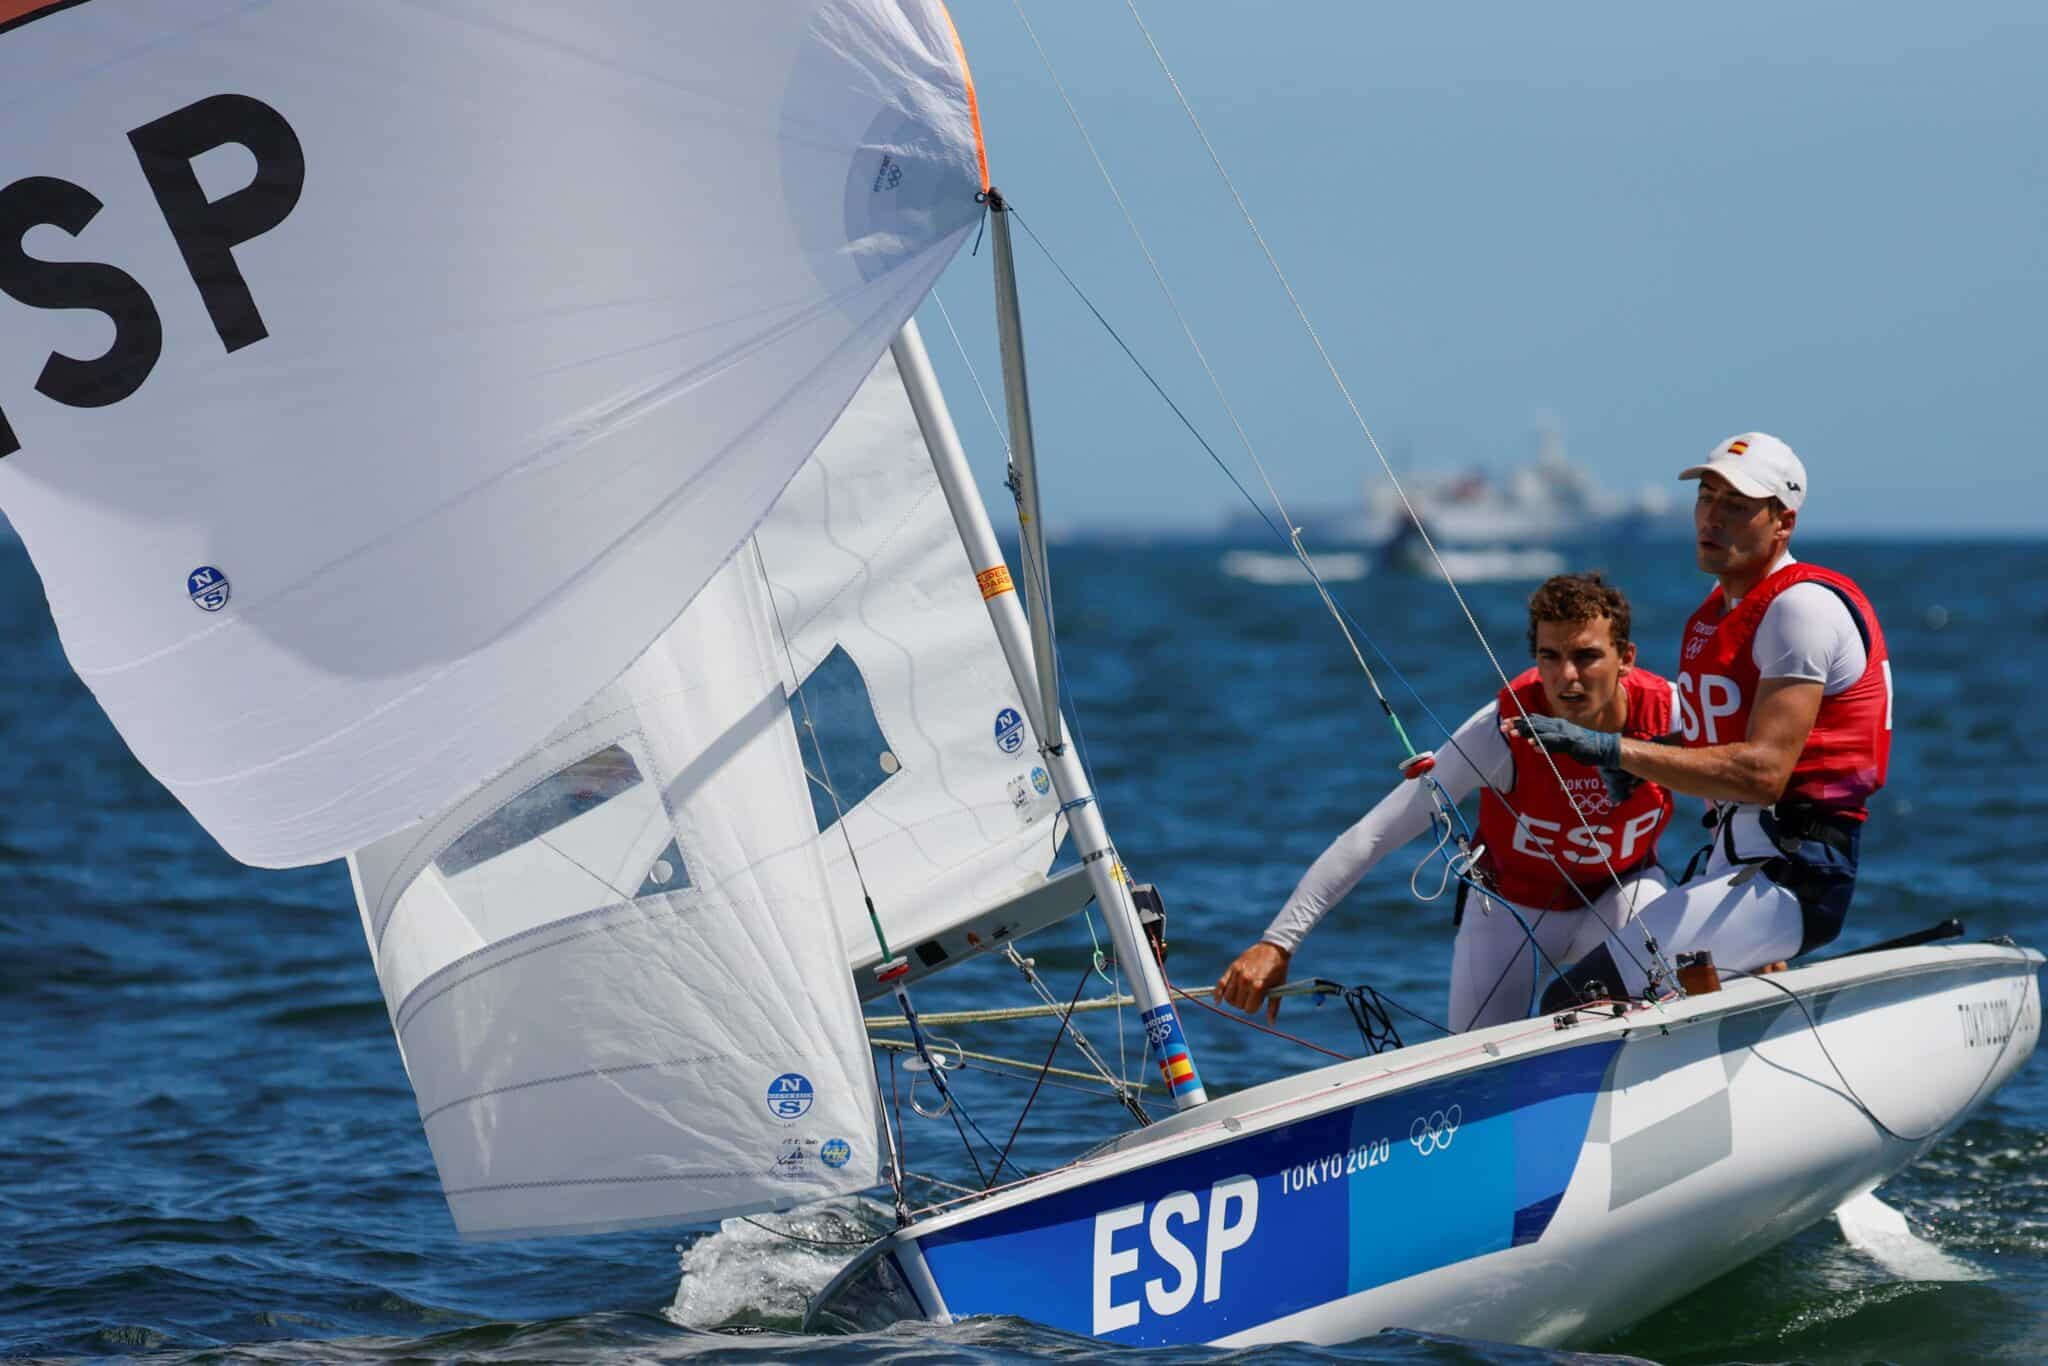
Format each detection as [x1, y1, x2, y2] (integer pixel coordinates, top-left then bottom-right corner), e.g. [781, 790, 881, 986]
[1617, 677, 1822, 805]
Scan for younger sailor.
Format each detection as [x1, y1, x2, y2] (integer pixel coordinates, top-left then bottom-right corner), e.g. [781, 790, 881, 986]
[1216, 574, 1676, 1031]
[1511, 433, 1889, 1003]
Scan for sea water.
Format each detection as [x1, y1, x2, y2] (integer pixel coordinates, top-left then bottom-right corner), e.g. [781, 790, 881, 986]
[4, 534, 2044, 1364]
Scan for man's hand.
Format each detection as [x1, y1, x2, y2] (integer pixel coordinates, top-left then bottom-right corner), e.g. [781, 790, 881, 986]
[1599, 767, 1642, 805]
[1215, 941, 1290, 1023]
[1504, 712, 1620, 769]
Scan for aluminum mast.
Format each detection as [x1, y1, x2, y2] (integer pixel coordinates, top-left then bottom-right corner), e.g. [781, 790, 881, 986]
[891, 306, 1207, 1111]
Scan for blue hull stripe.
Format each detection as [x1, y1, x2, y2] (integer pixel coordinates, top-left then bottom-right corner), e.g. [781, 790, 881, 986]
[918, 1039, 1620, 1346]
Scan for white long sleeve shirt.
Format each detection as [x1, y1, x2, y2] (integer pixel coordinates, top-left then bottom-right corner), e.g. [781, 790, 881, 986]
[1260, 702, 1510, 954]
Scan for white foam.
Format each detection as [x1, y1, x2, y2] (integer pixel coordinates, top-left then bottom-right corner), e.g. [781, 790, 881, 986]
[1834, 1190, 1988, 1282]
[665, 1197, 892, 1330]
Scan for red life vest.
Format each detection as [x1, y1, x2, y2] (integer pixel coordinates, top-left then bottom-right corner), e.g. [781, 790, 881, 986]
[1675, 562, 1891, 819]
[1475, 668, 1676, 910]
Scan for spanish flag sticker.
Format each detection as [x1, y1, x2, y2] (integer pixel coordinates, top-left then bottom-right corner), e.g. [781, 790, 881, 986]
[1727, 439, 1750, 456]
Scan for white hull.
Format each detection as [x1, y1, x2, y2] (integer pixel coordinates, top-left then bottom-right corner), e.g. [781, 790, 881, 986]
[809, 940, 2041, 1348]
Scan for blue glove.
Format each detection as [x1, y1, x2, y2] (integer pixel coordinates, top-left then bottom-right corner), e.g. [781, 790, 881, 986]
[1509, 712, 1619, 768]
[1509, 713, 1641, 805]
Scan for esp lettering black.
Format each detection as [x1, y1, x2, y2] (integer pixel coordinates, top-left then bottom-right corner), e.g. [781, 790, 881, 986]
[0, 94, 303, 458]
[0, 176, 164, 455]
[128, 93, 304, 354]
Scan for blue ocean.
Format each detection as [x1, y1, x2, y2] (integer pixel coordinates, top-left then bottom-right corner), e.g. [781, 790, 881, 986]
[4, 532, 2044, 1364]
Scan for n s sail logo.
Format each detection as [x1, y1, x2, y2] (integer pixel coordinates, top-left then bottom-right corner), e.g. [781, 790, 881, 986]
[0, 94, 305, 458]
[766, 1072, 814, 1120]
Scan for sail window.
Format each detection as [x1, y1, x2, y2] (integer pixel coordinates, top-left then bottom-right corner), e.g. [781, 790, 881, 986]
[432, 743, 688, 927]
[789, 645, 897, 832]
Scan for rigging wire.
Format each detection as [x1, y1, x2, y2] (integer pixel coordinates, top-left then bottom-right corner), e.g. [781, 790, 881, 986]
[997, 208, 1655, 1003]
[737, 1215, 879, 1250]
[1005, 0, 1664, 993]
[986, 961, 1099, 1186]
[753, 538, 1014, 1205]
[1001, 944, 1151, 1123]
[1117, 0, 1678, 997]
[933, 286, 1133, 1076]
[871, 1038, 1151, 1102]
[1728, 963, 2037, 1145]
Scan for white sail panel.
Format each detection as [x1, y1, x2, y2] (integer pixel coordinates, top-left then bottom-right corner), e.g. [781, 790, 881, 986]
[350, 554, 878, 1240]
[0, 0, 987, 867]
[752, 348, 1062, 968]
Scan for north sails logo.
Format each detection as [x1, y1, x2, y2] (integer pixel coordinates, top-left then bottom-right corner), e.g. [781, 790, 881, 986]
[187, 566, 230, 612]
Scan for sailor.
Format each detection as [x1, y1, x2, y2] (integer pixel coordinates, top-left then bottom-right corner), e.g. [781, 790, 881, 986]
[1215, 573, 1678, 1032]
[1510, 433, 1890, 1005]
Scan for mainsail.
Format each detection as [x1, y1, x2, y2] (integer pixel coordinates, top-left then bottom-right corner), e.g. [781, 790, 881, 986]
[754, 343, 1061, 967]
[0, 0, 986, 867]
[345, 350, 1062, 1237]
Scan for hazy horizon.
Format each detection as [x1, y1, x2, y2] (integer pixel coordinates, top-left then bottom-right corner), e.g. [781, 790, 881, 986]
[925, 3, 2048, 541]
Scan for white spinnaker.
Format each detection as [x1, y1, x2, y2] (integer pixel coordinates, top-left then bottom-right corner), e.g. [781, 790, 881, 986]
[349, 553, 878, 1240]
[753, 345, 1060, 963]
[0, 0, 985, 867]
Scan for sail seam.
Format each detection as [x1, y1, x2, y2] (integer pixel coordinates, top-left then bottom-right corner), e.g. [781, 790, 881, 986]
[417, 1048, 804, 1126]
[371, 723, 654, 948]
[445, 1169, 818, 1197]
[393, 894, 746, 1038]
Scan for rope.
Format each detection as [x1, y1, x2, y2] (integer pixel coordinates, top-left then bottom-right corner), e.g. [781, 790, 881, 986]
[752, 538, 914, 1215]
[1729, 963, 2036, 1145]
[1168, 985, 1353, 1063]
[865, 995, 1135, 1030]
[870, 1038, 1155, 1099]
[737, 1215, 878, 1251]
[1120, 0, 1678, 996]
[996, 199, 1662, 1008]
[987, 963, 1097, 1187]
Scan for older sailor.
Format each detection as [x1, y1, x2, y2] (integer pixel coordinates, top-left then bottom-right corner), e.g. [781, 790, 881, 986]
[1511, 433, 1890, 1004]
[1217, 573, 1677, 1032]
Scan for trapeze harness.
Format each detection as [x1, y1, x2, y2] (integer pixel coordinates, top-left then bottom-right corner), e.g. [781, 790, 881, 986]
[1676, 562, 1892, 955]
[1467, 667, 1675, 916]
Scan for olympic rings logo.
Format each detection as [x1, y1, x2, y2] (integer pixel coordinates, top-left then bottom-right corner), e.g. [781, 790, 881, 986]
[1409, 1104, 1461, 1156]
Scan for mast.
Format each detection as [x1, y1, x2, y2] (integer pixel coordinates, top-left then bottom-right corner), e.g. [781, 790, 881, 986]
[987, 191, 1063, 755]
[892, 309, 1208, 1113]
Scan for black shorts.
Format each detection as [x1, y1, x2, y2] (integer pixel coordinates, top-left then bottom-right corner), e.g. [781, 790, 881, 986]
[1755, 804, 1863, 957]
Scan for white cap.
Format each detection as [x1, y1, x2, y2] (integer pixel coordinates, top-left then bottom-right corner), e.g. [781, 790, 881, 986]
[1679, 432, 1807, 511]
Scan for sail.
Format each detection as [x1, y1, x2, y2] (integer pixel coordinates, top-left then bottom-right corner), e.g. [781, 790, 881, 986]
[0, 0, 987, 867]
[342, 346, 1070, 1238]
[754, 346, 1063, 969]
[349, 550, 880, 1240]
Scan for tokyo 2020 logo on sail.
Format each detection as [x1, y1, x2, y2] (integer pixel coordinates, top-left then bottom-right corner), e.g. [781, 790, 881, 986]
[766, 1072, 814, 1120]
[820, 1137, 852, 1168]
[1409, 1104, 1460, 1156]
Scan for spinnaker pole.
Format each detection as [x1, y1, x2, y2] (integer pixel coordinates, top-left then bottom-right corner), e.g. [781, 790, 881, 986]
[891, 314, 1208, 1111]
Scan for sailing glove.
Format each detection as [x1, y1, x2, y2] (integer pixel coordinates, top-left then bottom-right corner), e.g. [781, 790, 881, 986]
[1508, 714, 1640, 804]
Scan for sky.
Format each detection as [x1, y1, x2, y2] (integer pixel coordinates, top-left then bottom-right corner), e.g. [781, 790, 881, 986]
[922, 2, 2048, 538]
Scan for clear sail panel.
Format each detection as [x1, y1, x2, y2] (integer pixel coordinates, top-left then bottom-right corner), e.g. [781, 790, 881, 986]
[753, 348, 1064, 974]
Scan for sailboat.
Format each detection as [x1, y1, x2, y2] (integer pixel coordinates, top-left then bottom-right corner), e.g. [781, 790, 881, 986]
[2, 0, 2037, 1351]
